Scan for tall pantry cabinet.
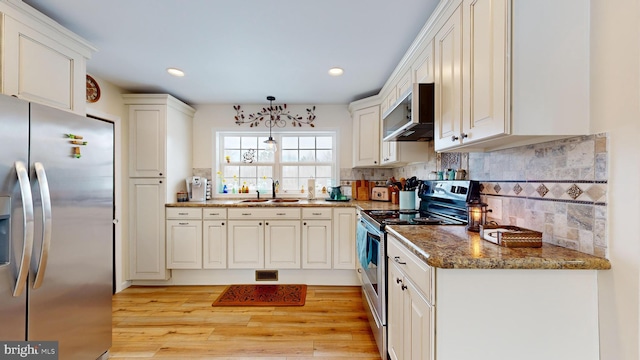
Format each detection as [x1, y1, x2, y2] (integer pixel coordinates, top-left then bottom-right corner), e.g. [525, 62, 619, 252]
[124, 94, 196, 281]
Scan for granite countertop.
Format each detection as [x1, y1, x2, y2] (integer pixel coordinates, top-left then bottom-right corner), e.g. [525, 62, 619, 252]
[166, 198, 400, 210]
[386, 225, 611, 270]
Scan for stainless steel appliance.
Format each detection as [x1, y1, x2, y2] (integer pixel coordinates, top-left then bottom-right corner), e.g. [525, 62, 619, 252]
[0, 94, 113, 359]
[382, 83, 434, 142]
[357, 180, 479, 359]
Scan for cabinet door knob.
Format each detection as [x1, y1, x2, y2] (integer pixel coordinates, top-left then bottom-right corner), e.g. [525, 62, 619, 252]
[159, 173, 163, 176]
[265, 222, 269, 226]
[221, 222, 225, 226]
[259, 222, 262, 226]
[451, 135, 459, 142]
[401, 284, 408, 291]
[461, 133, 468, 139]
[396, 278, 402, 284]
[303, 222, 307, 225]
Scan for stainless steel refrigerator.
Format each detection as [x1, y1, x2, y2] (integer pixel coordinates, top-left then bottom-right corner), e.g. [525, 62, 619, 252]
[0, 94, 113, 359]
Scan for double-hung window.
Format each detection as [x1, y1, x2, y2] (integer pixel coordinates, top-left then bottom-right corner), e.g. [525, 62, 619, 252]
[216, 131, 337, 196]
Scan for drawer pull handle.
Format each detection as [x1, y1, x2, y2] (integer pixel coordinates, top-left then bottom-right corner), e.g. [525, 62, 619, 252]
[178, 212, 188, 215]
[242, 213, 252, 216]
[178, 222, 188, 225]
[394, 256, 406, 265]
[276, 213, 286, 216]
[209, 213, 220, 216]
[312, 212, 322, 215]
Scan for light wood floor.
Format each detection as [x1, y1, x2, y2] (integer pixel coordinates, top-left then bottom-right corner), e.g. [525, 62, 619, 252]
[110, 285, 381, 359]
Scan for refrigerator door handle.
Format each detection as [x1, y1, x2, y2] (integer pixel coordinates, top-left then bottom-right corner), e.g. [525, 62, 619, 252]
[32, 162, 52, 289]
[13, 161, 34, 297]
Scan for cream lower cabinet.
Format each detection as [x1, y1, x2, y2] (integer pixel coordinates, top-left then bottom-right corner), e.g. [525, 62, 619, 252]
[388, 231, 601, 360]
[388, 235, 434, 360]
[166, 208, 203, 269]
[265, 220, 301, 269]
[227, 208, 301, 269]
[302, 208, 333, 269]
[227, 220, 265, 269]
[203, 208, 227, 269]
[129, 179, 170, 280]
[333, 208, 356, 269]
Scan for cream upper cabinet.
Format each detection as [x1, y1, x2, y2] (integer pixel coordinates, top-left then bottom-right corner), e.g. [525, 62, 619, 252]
[434, 4, 464, 151]
[397, 71, 412, 99]
[434, 0, 590, 152]
[381, 141, 398, 165]
[460, 0, 508, 144]
[413, 40, 435, 84]
[124, 94, 196, 181]
[352, 105, 381, 167]
[128, 104, 167, 177]
[0, 2, 95, 114]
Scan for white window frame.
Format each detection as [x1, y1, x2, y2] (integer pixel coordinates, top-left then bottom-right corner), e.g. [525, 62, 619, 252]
[214, 130, 338, 198]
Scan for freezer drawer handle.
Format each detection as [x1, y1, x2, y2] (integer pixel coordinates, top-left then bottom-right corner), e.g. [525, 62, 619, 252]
[13, 161, 34, 297]
[33, 162, 52, 289]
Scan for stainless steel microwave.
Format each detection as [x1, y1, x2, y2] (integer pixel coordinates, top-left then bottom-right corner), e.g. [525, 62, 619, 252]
[382, 83, 434, 142]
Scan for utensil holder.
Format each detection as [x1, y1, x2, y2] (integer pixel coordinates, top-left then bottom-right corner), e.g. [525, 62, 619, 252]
[399, 190, 415, 210]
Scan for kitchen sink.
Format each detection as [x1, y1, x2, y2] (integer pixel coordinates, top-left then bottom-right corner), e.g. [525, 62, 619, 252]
[270, 199, 299, 203]
[240, 199, 269, 203]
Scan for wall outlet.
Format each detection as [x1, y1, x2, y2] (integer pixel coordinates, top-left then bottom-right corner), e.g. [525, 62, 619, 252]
[486, 197, 502, 220]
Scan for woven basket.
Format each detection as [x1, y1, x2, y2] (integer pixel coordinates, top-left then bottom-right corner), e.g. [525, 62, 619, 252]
[480, 224, 542, 248]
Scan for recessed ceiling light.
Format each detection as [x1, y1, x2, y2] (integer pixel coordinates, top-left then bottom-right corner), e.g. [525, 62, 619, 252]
[328, 67, 344, 77]
[167, 68, 185, 77]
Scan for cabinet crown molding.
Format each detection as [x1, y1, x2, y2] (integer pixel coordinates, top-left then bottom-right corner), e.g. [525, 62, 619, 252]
[0, 0, 96, 57]
[122, 94, 196, 117]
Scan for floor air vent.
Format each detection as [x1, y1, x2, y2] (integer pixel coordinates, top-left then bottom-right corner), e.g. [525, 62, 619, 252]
[255, 270, 278, 281]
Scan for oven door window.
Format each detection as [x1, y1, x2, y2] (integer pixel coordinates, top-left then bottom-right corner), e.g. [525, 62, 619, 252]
[365, 231, 381, 296]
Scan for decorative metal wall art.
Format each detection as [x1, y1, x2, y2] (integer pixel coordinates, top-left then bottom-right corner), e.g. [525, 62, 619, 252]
[233, 102, 316, 128]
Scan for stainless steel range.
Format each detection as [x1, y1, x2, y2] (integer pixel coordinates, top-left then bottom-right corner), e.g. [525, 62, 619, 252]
[357, 180, 479, 359]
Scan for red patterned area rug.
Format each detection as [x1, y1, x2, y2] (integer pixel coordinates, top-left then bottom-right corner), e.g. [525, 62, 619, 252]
[212, 284, 307, 307]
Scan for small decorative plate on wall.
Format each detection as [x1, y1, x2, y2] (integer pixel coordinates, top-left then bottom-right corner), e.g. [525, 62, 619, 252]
[86, 75, 101, 103]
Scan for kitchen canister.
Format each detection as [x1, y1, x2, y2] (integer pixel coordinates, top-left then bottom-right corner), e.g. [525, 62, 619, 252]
[399, 190, 416, 210]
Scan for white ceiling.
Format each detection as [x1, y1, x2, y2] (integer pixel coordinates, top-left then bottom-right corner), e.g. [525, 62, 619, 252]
[23, 0, 440, 105]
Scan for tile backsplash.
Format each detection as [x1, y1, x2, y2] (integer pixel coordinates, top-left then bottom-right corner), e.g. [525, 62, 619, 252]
[470, 134, 608, 257]
[195, 134, 608, 257]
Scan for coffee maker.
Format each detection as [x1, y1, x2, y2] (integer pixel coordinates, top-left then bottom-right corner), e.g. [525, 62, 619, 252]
[186, 176, 207, 202]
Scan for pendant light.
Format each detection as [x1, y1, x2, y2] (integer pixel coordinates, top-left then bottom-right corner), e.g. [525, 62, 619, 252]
[264, 95, 278, 153]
